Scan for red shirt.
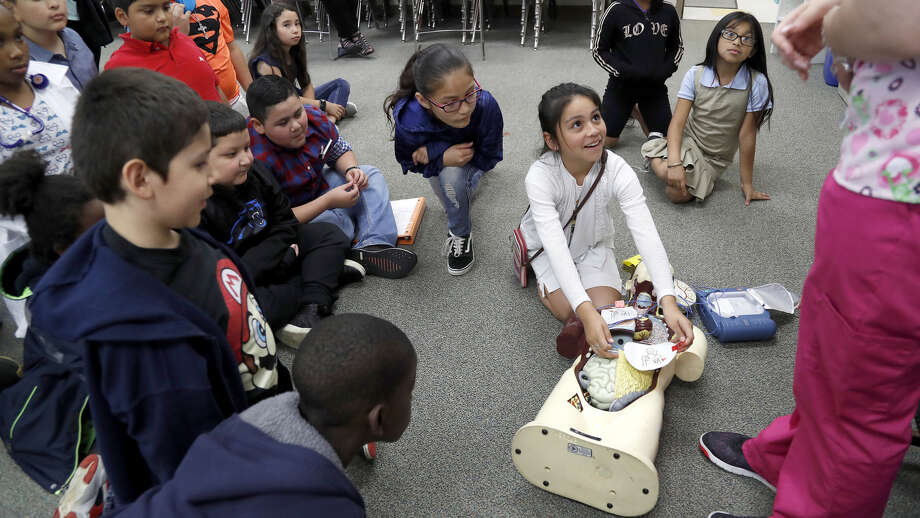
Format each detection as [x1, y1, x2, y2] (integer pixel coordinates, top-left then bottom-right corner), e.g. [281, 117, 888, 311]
[104, 27, 222, 102]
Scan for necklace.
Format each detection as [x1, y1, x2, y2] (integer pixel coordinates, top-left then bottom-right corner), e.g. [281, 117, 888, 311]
[0, 74, 49, 149]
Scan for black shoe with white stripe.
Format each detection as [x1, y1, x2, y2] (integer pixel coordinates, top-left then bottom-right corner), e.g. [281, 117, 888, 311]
[443, 233, 473, 276]
[699, 432, 776, 491]
[348, 246, 417, 279]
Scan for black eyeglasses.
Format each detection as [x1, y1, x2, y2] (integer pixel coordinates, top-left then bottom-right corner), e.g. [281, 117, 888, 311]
[721, 29, 755, 47]
[424, 79, 482, 113]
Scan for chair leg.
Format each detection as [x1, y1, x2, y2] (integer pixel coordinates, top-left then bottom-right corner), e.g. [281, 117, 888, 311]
[533, 0, 542, 49]
[520, 0, 528, 47]
[461, 0, 468, 44]
[478, 0, 485, 59]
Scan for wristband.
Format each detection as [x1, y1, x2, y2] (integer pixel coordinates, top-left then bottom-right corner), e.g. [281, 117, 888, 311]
[667, 163, 683, 168]
[319, 99, 327, 112]
[345, 165, 361, 174]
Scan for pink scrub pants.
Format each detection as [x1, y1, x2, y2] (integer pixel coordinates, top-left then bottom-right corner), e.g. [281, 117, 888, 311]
[742, 173, 920, 518]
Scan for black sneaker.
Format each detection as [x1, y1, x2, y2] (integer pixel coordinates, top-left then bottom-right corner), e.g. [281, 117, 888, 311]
[442, 233, 473, 276]
[349, 246, 417, 279]
[699, 432, 776, 491]
[0, 356, 22, 391]
[708, 513, 767, 518]
[339, 259, 366, 287]
[277, 304, 331, 349]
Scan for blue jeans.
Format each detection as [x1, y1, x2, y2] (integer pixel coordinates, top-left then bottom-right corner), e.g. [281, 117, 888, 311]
[313, 78, 350, 106]
[427, 164, 483, 237]
[312, 165, 398, 248]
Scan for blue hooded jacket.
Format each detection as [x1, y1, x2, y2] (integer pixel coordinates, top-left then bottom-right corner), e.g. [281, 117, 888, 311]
[111, 392, 365, 517]
[392, 90, 503, 178]
[25, 223, 250, 506]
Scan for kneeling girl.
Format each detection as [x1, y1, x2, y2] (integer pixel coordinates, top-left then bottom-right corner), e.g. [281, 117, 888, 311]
[520, 83, 692, 357]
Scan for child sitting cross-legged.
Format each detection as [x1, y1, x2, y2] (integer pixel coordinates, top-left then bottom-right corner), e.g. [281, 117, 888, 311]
[26, 68, 290, 508]
[105, 313, 418, 517]
[104, 0, 225, 102]
[199, 101, 365, 347]
[247, 75, 417, 278]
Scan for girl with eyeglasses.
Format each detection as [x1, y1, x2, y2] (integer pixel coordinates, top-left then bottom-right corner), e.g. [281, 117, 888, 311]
[0, 3, 79, 176]
[641, 11, 775, 205]
[385, 43, 504, 276]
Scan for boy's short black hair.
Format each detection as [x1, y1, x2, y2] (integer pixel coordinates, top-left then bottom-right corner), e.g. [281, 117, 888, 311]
[205, 101, 247, 143]
[72, 68, 209, 203]
[111, 0, 140, 13]
[246, 75, 298, 123]
[293, 314, 417, 427]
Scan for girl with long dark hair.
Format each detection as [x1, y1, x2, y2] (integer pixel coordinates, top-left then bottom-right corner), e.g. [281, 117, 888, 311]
[248, 3, 355, 123]
[641, 11, 774, 205]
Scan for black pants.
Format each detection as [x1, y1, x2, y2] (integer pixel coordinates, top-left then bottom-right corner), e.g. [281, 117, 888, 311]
[257, 222, 349, 330]
[319, 0, 359, 39]
[601, 79, 672, 138]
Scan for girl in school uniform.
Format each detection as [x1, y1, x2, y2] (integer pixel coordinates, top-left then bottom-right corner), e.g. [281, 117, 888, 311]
[520, 83, 692, 358]
[384, 43, 503, 276]
[248, 3, 355, 123]
[641, 11, 775, 205]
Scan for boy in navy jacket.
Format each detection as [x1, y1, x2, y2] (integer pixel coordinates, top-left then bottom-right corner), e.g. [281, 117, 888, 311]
[107, 314, 418, 518]
[26, 69, 289, 507]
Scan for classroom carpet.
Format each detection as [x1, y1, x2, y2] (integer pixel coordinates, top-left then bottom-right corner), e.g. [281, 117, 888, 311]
[1, 7, 917, 518]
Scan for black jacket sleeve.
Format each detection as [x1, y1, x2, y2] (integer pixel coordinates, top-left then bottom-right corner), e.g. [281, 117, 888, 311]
[591, 8, 636, 79]
[239, 164, 299, 282]
[656, 7, 683, 80]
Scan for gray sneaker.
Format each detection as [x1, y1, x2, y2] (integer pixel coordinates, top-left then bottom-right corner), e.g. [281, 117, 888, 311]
[345, 102, 358, 117]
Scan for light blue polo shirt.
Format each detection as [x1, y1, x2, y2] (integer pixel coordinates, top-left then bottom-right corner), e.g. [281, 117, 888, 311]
[677, 64, 773, 112]
[26, 28, 96, 91]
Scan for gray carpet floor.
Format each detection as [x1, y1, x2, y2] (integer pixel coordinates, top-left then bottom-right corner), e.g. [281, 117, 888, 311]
[1, 8, 918, 518]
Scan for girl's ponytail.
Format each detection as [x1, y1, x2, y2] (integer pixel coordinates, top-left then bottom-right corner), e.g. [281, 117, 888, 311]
[0, 150, 97, 265]
[383, 50, 423, 125]
[0, 149, 47, 219]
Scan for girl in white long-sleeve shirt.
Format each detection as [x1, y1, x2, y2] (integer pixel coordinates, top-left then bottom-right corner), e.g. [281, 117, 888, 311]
[520, 83, 693, 358]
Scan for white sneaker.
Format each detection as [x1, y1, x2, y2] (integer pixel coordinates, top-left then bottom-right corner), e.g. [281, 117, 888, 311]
[345, 102, 358, 117]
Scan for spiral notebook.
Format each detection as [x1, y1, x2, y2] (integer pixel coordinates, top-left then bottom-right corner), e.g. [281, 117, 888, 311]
[390, 197, 426, 245]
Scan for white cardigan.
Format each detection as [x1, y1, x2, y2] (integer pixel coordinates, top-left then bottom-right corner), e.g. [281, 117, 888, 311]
[521, 151, 675, 311]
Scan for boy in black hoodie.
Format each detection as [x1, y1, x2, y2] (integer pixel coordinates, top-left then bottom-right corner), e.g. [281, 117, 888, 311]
[591, 0, 683, 148]
[199, 102, 363, 347]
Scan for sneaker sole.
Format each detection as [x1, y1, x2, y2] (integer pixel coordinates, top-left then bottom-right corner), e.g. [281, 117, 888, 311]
[343, 259, 366, 278]
[447, 256, 474, 276]
[277, 325, 310, 349]
[350, 248, 417, 279]
[698, 434, 776, 492]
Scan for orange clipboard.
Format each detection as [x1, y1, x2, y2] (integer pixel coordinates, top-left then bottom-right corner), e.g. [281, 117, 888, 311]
[390, 197, 426, 245]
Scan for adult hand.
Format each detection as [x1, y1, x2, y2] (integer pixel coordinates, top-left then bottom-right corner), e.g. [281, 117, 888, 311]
[742, 183, 771, 205]
[325, 101, 347, 121]
[577, 304, 617, 359]
[169, 3, 190, 35]
[659, 296, 693, 350]
[771, 0, 840, 80]
[345, 167, 368, 190]
[324, 181, 360, 208]
[290, 243, 299, 257]
[442, 142, 474, 167]
[412, 146, 429, 165]
[666, 164, 689, 199]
